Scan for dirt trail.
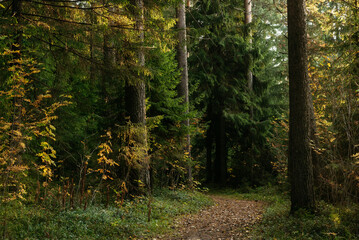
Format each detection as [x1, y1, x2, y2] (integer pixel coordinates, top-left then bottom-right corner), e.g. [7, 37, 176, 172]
[156, 195, 264, 240]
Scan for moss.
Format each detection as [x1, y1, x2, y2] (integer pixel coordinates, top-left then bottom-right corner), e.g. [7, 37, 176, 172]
[213, 186, 359, 240]
[0, 189, 213, 239]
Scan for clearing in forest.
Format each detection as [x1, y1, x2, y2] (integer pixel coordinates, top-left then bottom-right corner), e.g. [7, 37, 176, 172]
[156, 195, 264, 240]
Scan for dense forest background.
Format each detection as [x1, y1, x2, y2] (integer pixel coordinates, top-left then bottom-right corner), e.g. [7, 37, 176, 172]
[0, 0, 358, 235]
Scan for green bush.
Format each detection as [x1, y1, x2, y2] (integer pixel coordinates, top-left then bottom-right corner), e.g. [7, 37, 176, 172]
[228, 186, 359, 240]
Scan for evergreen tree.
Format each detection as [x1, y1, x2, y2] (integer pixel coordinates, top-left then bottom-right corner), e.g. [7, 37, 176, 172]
[188, 0, 285, 186]
[176, 0, 192, 185]
[288, 0, 315, 212]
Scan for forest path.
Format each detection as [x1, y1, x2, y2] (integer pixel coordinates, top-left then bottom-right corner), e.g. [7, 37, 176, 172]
[156, 195, 264, 240]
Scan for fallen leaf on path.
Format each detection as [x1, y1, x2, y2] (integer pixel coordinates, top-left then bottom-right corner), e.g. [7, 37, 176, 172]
[156, 195, 264, 240]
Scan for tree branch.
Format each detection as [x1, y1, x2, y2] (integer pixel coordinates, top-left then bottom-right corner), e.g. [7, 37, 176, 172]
[25, 0, 109, 10]
[22, 12, 135, 30]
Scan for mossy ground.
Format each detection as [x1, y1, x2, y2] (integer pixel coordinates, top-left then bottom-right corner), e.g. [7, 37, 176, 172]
[211, 186, 359, 240]
[2, 186, 358, 239]
[0, 189, 213, 239]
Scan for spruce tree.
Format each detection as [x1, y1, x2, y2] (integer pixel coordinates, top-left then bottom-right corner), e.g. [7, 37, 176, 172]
[288, 0, 315, 212]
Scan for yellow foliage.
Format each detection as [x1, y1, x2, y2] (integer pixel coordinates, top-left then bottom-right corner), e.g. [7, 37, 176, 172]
[0, 52, 70, 203]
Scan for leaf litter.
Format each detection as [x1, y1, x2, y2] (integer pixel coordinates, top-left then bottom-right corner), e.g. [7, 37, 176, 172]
[155, 195, 264, 240]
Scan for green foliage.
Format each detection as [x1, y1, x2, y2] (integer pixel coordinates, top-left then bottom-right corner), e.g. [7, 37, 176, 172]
[0, 0, 193, 194]
[188, 0, 286, 186]
[306, 0, 359, 202]
[212, 186, 359, 239]
[267, 117, 289, 185]
[0, 189, 212, 239]
[0, 1, 358, 238]
[250, 188, 359, 239]
[146, 44, 195, 188]
[0, 48, 70, 204]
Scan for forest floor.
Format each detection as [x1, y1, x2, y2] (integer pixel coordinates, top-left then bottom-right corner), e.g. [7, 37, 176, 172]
[3, 187, 358, 239]
[155, 195, 264, 240]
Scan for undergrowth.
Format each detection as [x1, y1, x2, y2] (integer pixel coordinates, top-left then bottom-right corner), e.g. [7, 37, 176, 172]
[0, 189, 213, 239]
[211, 186, 359, 239]
[4, 185, 358, 239]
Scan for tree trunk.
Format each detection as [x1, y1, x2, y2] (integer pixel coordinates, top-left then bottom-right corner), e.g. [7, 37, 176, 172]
[101, 7, 116, 126]
[89, 10, 97, 86]
[244, 0, 253, 95]
[214, 111, 227, 185]
[126, 84, 146, 125]
[206, 120, 213, 183]
[102, 30, 116, 100]
[288, 0, 315, 212]
[125, 0, 150, 193]
[176, 0, 192, 185]
[308, 87, 320, 193]
[245, 0, 255, 182]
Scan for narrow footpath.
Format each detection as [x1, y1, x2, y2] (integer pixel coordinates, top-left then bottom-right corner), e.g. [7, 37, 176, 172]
[156, 195, 264, 240]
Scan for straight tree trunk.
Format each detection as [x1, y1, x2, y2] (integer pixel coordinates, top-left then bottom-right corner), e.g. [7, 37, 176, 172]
[103, 30, 116, 99]
[176, 0, 192, 185]
[89, 10, 97, 86]
[244, 0, 253, 95]
[214, 111, 227, 185]
[206, 120, 213, 183]
[219, 112, 227, 185]
[287, 0, 315, 212]
[213, 114, 220, 184]
[102, 7, 116, 125]
[308, 87, 320, 192]
[125, 0, 150, 193]
[245, 0, 255, 182]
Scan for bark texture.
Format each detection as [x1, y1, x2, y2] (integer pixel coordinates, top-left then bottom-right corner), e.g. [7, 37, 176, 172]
[288, 0, 315, 212]
[206, 121, 213, 183]
[103, 31, 116, 98]
[214, 112, 226, 185]
[125, 0, 150, 192]
[176, 0, 192, 185]
[244, 0, 253, 93]
[89, 11, 97, 86]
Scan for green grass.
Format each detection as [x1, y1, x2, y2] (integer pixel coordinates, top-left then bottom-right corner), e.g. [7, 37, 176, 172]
[0, 189, 213, 239]
[211, 185, 359, 240]
[3, 186, 358, 239]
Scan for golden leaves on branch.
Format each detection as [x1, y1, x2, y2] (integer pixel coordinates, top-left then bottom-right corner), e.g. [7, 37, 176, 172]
[95, 131, 119, 181]
[0, 50, 71, 203]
